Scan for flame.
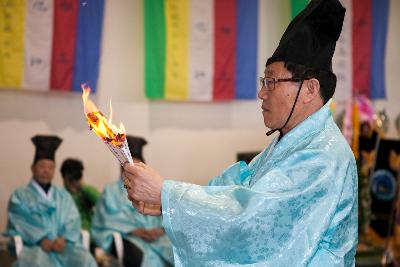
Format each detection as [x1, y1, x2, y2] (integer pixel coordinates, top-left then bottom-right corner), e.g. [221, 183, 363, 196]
[81, 84, 126, 146]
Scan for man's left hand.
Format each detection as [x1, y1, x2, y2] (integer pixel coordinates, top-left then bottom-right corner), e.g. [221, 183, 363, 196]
[123, 162, 164, 212]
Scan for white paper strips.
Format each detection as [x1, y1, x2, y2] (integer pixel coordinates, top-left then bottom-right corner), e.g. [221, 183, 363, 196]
[105, 139, 133, 165]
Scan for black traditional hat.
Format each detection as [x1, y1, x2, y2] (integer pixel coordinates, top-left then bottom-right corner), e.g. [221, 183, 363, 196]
[126, 135, 148, 163]
[266, 0, 345, 72]
[31, 135, 62, 163]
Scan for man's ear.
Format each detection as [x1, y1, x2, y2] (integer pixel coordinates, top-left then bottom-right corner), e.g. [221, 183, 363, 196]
[303, 78, 320, 103]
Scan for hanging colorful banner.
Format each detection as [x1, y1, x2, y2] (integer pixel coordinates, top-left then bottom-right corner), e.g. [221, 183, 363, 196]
[144, 0, 259, 101]
[0, 0, 104, 93]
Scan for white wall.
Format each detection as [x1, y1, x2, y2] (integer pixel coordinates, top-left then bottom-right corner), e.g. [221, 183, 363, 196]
[0, 0, 399, 231]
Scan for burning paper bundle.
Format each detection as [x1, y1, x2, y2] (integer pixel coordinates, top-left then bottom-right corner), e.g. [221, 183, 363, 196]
[81, 84, 133, 165]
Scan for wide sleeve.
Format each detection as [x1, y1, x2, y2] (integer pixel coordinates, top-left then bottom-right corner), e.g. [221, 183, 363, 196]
[208, 161, 253, 186]
[58, 191, 82, 244]
[91, 184, 142, 252]
[5, 191, 47, 245]
[161, 149, 357, 266]
[208, 147, 268, 187]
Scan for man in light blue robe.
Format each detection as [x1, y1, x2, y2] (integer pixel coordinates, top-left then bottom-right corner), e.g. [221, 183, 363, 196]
[91, 136, 174, 267]
[4, 135, 97, 267]
[92, 179, 174, 267]
[123, 0, 357, 266]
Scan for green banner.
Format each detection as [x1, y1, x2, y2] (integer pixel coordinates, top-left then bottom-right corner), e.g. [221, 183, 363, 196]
[144, 0, 166, 99]
[290, 0, 309, 18]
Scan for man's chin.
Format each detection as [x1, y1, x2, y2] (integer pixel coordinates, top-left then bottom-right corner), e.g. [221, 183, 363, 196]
[263, 120, 274, 129]
[36, 178, 53, 185]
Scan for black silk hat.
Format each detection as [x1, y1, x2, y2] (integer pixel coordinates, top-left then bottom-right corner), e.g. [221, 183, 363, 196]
[32, 135, 62, 163]
[266, 0, 346, 72]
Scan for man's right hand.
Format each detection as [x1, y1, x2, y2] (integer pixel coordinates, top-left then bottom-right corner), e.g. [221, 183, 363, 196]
[149, 228, 165, 239]
[40, 239, 53, 252]
[52, 237, 66, 253]
[132, 228, 159, 242]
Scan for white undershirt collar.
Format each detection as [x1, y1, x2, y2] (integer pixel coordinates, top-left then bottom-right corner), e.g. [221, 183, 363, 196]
[32, 179, 53, 201]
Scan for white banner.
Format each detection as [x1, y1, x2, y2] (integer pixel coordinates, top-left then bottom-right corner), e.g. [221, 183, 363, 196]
[332, 0, 353, 104]
[23, 0, 53, 90]
[188, 0, 214, 101]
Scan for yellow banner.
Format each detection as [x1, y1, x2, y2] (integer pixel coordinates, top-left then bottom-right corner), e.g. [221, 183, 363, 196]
[164, 0, 189, 100]
[0, 0, 25, 88]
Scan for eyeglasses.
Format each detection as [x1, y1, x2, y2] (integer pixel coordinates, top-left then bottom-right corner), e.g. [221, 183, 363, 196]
[259, 77, 303, 91]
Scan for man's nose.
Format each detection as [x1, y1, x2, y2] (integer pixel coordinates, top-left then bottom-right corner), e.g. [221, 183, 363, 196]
[258, 88, 268, 100]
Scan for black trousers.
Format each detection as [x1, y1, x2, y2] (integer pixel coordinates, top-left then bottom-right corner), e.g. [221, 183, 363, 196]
[111, 239, 143, 267]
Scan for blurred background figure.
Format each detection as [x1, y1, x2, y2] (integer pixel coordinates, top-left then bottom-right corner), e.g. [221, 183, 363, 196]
[91, 136, 173, 267]
[4, 135, 97, 267]
[61, 158, 100, 232]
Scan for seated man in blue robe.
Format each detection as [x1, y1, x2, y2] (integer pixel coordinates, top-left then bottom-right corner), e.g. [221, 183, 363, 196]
[91, 136, 173, 267]
[5, 135, 97, 267]
[123, 0, 358, 266]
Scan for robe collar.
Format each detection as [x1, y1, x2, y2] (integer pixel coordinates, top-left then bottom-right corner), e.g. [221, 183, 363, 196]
[31, 179, 53, 201]
[269, 99, 332, 161]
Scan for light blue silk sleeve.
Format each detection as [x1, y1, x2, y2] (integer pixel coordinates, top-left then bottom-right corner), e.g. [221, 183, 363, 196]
[208, 146, 270, 187]
[91, 181, 164, 252]
[5, 190, 47, 245]
[5, 186, 97, 267]
[161, 148, 357, 266]
[5, 187, 81, 246]
[58, 191, 81, 244]
[208, 161, 253, 186]
[91, 184, 133, 251]
[91, 181, 174, 267]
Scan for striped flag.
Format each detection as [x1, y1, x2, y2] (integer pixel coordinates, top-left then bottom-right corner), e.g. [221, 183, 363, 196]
[0, 0, 25, 88]
[144, 0, 259, 101]
[0, 0, 104, 93]
[352, 0, 389, 99]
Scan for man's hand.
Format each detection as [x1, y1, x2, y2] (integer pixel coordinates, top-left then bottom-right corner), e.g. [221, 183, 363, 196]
[123, 162, 164, 211]
[52, 237, 66, 253]
[132, 228, 157, 242]
[131, 201, 162, 216]
[150, 228, 165, 239]
[132, 228, 165, 242]
[40, 239, 54, 252]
